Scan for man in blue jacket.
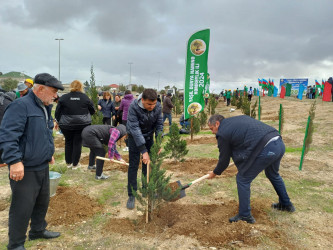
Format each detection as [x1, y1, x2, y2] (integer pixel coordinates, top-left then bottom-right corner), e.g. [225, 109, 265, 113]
[207, 114, 295, 224]
[126, 89, 163, 209]
[0, 73, 64, 250]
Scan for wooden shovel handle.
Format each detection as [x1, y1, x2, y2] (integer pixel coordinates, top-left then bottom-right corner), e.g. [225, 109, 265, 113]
[187, 162, 235, 186]
[96, 156, 129, 166]
[190, 174, 210, 185]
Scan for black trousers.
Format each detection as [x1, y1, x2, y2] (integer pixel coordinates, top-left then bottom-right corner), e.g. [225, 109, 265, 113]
[113, 115, 122, 127]
[127, 135, 153, 196]
[61, 128, 84, 166]
[248, 94, 252, 101]
[88, 147, 106, 176]
[102, 117, 111, 125]
[122, 120, 128, 147]
[8, 168, 49, 249]
[227, 98, 231, 106]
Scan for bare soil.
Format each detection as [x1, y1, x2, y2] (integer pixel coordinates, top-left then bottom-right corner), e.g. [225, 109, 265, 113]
[162, 158, 237, 177]
[104, 199, 296, 248]
[185, 136, 217, 145]
[47, 186, 103, 226]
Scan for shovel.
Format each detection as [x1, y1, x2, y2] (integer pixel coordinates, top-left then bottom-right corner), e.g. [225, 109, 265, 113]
[96, 156, 129, 166]
[169, 162, 235, 201]
[168, 174, 210, 202]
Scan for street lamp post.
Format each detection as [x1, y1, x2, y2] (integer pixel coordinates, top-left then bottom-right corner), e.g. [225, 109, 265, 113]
[157, 72, 161, 91]
[128, 62, 133, 85]
[55, 38, 64, 82]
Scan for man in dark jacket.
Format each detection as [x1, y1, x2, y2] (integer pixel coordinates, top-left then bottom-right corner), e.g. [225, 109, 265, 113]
[207, 114, 295, 224]
[162, 93, 174, 126]
[0, 73, 64, 250]
[0, 91, 16, 125]
[0, 91, 16, 167]
[126, 89, 163, 209]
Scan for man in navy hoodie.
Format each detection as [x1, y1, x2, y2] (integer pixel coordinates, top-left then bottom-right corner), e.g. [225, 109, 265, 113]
[207, 114, 295, 224]
[0, 73, 64, 250]
[125, 89, 163, 209]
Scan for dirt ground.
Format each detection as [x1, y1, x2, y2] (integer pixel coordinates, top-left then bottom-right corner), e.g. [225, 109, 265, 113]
[0, 96, 333, 249]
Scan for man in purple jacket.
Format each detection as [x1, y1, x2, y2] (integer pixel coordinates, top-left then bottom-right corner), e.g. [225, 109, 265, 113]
[119, 90, 134, 151]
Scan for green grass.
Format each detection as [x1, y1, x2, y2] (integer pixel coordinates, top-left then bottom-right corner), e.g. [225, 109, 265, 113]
[97, 188, 116, 205]
[283, 178, 333, 212]
[195, 182, 214, 196]
[111, 201, 121, 207]
[285, 147, 303, 153]
[187, 144, 219, 158]
[53, 151, 66, 162]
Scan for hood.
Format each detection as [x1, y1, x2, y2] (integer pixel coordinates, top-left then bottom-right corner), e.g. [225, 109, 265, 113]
[0, 91, 16, 105]
[115, 124, 127, 139]
[124, 94, 134, 100]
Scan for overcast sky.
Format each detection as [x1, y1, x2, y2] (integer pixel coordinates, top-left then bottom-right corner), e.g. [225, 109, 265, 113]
[1, 0, 333, 92]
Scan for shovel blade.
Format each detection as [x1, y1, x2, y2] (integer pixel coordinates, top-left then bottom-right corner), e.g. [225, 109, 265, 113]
[168, 180, 186, 202]
[177, 180, 186, 199]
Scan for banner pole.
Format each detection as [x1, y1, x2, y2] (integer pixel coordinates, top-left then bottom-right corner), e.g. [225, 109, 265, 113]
[299, 116, 311, 171]
[190, 118, 193, 141]
[279, 104, 282, 134]
[258, 96, 261, 121]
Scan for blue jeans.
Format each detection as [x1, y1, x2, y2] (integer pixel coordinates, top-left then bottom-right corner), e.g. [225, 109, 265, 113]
[163, 113, 172, 126]
[236, 138, 291, 217]
[180, 120, 190, 129]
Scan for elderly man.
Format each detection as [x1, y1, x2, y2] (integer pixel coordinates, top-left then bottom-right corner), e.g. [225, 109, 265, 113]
[0, 73, 64, 250]
[207, 114, 295, 224]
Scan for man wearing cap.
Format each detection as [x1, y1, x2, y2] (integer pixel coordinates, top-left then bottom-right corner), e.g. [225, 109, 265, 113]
[24, 78, 34, 89]
[16, 82, 29, 98]
[0, 73, 64, 250]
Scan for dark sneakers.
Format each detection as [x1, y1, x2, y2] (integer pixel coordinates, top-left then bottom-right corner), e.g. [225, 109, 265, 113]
[229, 214, 256, 224]
[29, 229, 60, 240]
[272, 202, 296, 212]
[87, 165, 96, 170]
[126, 196, 135, 210]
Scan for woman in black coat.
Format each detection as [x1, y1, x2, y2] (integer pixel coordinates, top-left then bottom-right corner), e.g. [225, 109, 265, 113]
[55, 80, 95, 169]
[82, 124, 127, 179]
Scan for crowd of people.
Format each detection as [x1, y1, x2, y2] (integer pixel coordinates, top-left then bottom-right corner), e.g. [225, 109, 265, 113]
[6, 73, 332, 249]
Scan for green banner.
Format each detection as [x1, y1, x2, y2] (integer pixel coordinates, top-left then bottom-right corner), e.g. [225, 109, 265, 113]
[184, 29, 210, 119]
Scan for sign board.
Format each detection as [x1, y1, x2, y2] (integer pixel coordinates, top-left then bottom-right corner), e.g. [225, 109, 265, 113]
[280, 79, 308, 95]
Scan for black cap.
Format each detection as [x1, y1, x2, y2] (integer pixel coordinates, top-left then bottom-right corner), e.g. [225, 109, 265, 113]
[34, 73, 64, 90]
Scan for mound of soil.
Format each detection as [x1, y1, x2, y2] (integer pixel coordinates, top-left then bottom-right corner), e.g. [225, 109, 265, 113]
[185, 136, 217, 145]
[104, 199, 295, 248]
[162, 158, 237, 177]
[47, 186, 102, 226]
